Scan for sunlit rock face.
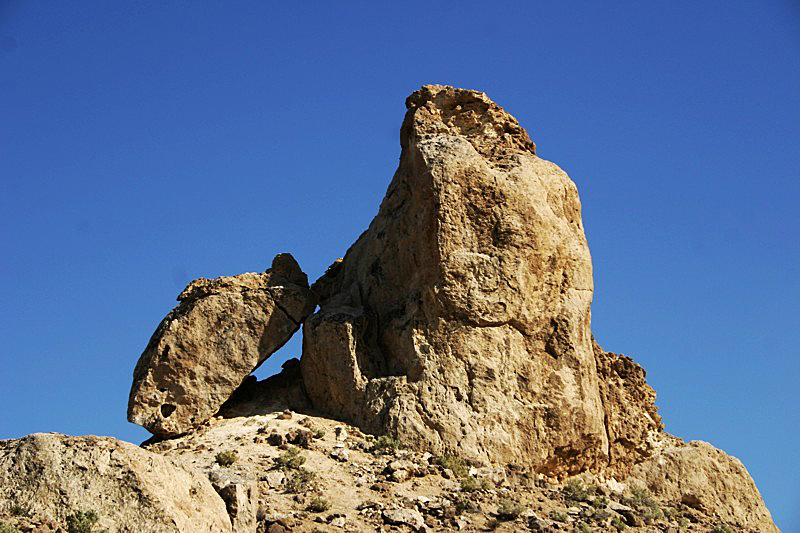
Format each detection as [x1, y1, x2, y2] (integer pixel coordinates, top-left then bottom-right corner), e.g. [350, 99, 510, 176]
[301, 85, 610, 475]
[128, 253, 316, 437]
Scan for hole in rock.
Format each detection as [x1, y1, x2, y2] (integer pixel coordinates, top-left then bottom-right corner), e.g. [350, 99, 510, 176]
[160, 403, 176, 418]
[251, 329, 303, 381]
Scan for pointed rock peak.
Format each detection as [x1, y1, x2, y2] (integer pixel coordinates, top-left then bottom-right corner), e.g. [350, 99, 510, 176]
[401, 84, 536, 164]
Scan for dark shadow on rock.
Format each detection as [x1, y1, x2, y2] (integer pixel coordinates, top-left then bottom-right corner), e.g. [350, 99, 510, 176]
[217, 358, 312, 418]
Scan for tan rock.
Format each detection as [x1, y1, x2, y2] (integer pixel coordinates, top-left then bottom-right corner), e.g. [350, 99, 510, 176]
[593, 338, 663, 477]
[301, 85, 607, 475]
[628, 437, 779, 533]
[0, 433, 232, 532]
[128, 253, 316, 437]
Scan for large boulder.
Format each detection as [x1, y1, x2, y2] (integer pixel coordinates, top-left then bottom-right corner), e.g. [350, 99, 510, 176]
[129, 253, 316, 437]
[301, 85, 609, 475]
[0, 433, 232, 532]
[628, 437, 779, 533]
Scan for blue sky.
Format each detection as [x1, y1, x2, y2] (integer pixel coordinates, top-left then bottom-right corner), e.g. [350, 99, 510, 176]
[1, 1, 798, 529]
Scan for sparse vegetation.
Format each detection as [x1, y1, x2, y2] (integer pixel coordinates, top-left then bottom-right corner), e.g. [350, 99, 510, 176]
[549, 510, 567, 522]
[66, 510, 105, 533]
[459, 475, 491, 492]
[562, 478, 595, 502]
[306, 495, 331, 513]
[575, 523, 591, 533]
[370, 435, 401, 454]
[627, 487, 662, 524]
[312, 427, 326, 439]
[9, 505, 29, 517]
[214, 450, 238, 467]
[285, 467, 316, 493]
[274, 446, 306, 470]
[611, 515, 627, 531]
[0, 522, 20, 533]
[434, 454, 469, 478]
[496, 498, 524, 521]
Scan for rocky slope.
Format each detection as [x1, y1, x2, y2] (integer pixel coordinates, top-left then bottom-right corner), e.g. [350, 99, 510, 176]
[0, 86, 779, 533]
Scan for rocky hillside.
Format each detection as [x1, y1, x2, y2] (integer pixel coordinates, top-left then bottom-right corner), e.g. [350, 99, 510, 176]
[0, 86, 779, 533]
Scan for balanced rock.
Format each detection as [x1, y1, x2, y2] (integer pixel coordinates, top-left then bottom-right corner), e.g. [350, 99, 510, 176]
[129, 253, 316, 437]
[0, 433, 232, 532]
[301, 85, 610, 475]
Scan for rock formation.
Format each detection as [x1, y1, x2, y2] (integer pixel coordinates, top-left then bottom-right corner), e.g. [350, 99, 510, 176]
[0, 85, 778, 533]
[302, 85, 626, 475]
[0, 433, 232, 532]
[128, 253, 316, 437]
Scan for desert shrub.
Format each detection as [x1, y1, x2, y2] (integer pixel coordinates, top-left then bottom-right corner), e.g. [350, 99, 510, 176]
[611, 516, 627, 531]
[274, 447, 306, 470]
[9, 505, 29, 517]
[215, 450, 237, 467]
[434, 454, 468, 478]
[549, 510, 567, 522]
[66, 510, 104, 533]
[562, 478, 595, 502]
[306, 495, 331, 513]
[496, 499, 524, 521]
[591, 494, 609, 509]
[628, 486, 662, 524]
[285, 467, 316, 493]
[459, 475, 491, 492]
[370, 435, 401, 454]
[575, 523, 591, 533]
[312, 428, 326, 439]
[0, 522, 20, 533]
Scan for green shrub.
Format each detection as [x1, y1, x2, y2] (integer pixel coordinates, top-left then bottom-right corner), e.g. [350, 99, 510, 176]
[312, 428, 326, 439]
[459, 475, 490, 492]
[434, 454, 468, 478]
[563, 478, 595, 502]
[215, 450, 237, 467]
[9, 505, 28, 517]
[66, 510, 104, 533]
[591, 494, 609, 509]
[549, 510, 567, 522]
[496, 499, 524, 521]
[371, 435, 401, 454]
[306, 495, 331, 513]
[274, 447, 306, 470]
[575, 523, 591, 533]
[611, 515, 627, 531]
[285, 467, 316, 493]
[0, 522, 20, 533]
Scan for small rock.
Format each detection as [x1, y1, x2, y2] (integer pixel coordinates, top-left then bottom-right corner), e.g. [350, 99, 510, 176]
[334, 426, 348, 441]
[262, 470, 285, 489]
[328, 514, 346, 528]
[390, 469, 410, 483]
[452, 516, 468, 530]
[330, 448, 350, 462]
[276, 409, 293, 420]
[285, 428, 312, 448]
[441, 468, 455, 480]
[383, 508, 425, 531]
[267, 432, 284, 446]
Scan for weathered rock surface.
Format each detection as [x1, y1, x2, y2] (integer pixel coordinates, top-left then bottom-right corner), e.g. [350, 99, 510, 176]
[593, 338, 663, 477]
[629, 437, 779, 533]
[0, 433, 232, 532]
[129, 253, 316, 437]
[302, 85, 608, 474]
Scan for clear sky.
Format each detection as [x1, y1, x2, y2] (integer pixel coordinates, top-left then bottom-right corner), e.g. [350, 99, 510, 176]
[1, 1, 798, 530]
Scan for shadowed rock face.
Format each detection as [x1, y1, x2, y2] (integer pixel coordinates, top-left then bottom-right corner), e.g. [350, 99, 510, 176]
[301, 85, 609, 475]
[128, 253, 316, 437]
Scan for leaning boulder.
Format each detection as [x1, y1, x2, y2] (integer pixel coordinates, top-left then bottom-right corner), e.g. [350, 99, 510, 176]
[0, 433, 232, 532]
[129, 253, 316, 437]
[301, 85, 608, 475]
